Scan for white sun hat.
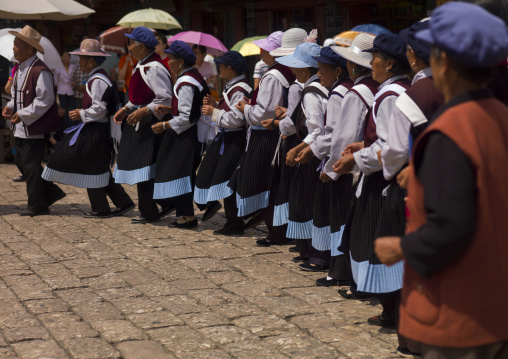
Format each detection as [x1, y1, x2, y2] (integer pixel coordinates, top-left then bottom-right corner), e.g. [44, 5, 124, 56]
[270, 28, 316, 57]
[331, 33, 376, 69]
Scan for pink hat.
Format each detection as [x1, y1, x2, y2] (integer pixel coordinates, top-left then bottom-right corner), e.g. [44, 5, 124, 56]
[252, 31, 283, 53]
[69, 39, 111, 57]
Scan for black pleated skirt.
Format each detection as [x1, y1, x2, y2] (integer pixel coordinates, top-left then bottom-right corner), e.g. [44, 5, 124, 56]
[273, 134, 299, 226]
[42, 122, 112, 188]
[153, 125, 199, 200]
[286, 157, 321, 239]
[114, 114, 163, 185]
[194, 129, 246, 204]
[229, 129, 279, 217]
[374, 178, 406, 238]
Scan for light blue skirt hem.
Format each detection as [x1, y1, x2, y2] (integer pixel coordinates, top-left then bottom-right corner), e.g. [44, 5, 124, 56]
[273, 202, 289, 226]
[42, 167, 110, 189]
[330, 225, 345, 256]
[207, 181, 233, 202]
[286, 219, 313, 239]
[312, 225, 331, 251]
[236, 191, 270, 217]
[113, 164, 155, 185]
[153, 176, 192, 200]
[350, 253, 404, 294]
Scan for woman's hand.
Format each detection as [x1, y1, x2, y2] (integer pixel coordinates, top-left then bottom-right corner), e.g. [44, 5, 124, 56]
[341, 142, 364, 156]
[203, 94, 217, 108]
[114, 107, 127, 124]
[374, 236, 404, 265]
[154, 105, 171, 117]
[397, 167, 411, 189]
[261, 119, 278, 130]
[275, 106, 287, 119]
[69, 109, 82, 122]
[296, 146, 314, 164]
[333, 154, 356, 174]
[151, 121, 169, 134]
[126, 108, 147, 126]
[202, 105, 215, 116]
[319, 172, 331, 183]
[236, 100, 246, 114]
[286, 148, 299, 166]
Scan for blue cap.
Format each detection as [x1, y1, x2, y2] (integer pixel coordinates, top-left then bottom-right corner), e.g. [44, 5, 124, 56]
[364, 33, 408, 65]
[416, 2, 508, 68]
[214, 50, 248, 74]
[164, 40, 196, 65]
[313, 46, 347, 68]
[400, 20, 431, 64]
[276, 42, 321, 69]
[124, 26, 158, 48]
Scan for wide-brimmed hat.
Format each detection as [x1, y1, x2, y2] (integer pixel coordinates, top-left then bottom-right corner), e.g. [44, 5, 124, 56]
[252, 31, 283, 53]
[331, 33, 375, 69]
[276, 42, 321, 69]
[9, 25, 44, 55]
[69, 39, 111, 57]
[270, 28, 310, 57]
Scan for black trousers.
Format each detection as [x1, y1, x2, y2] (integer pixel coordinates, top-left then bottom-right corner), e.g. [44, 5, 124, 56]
[87, 174, 134, 213]
[223, 194, 244, 230]
[14, 136, 64, 212]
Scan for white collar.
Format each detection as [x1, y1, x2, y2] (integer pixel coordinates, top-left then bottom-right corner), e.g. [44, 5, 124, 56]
[378, 74, 407, 90]
[411, 67, 432, 85]
[19, 55, 38, 70]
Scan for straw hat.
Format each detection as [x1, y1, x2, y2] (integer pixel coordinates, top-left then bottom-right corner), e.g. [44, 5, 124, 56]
[331, 33, 375, 69]
[69, 39, 111, 57]
[9, 26, 44, 55]
[269, 28, 309, 57]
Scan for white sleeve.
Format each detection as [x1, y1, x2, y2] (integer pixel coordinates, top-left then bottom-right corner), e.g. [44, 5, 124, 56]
[381, 105, 411, 180]
[302, 92, 327, 145]
[79, 79, 109, 123]
[168, 84, 195, 134]
[243, 75, 283, 126]
[17, 70, 56, 126]
[144, 66, 173, 120]
[214, 90, 246, 129]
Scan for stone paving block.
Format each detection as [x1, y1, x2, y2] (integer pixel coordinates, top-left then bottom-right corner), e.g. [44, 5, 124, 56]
[289, 313, 346, 329]
[175, 349, 233, 359]
[0, 285, 21, 301]
[39, 242, 87, 261]
[0, 255, 30, 271]
[247, 295, 319, 318]
[127, 311, 185, 329]
[2, 321, 50, 343]
[38, 312, 99, 342]
[170, 278, 218, 291]
[204, 270, 248, 285]
[82, 273, 130, 291]
[116, 340, 177, 359]
[76, 240, 125, 260]
[157, 245, 208, 259]
[96, 287, 143, 300]
[178, 311, 230, 328]
[109, 296, 163, 314]
[0, 347, 18, 358]
[117, 269, 160, 286]
[222, 339, 288, 359]
[92, 320, 146, 343]
[264, 332, 342, 358]
[6, 241, 55, 265]
[24, 298, 69, 314]
[209, 303, 263, 320]
[189, 241, 250, 259]
[66, 337, 121, 359]
[187, 288, 245, 306]
[11, 339, 68, 359]
[0, 332, 8, 347]
[154, 295, 208, 315]
[31, 263, 74, 277]
[42, 275, 86, 290]
[2, 275, 54, 301]
[221, 279, 284, 297]
[282, 286, 343, 305]
[145, 262, 202, 282]
[148, 326, 216, 353]
[232, 315, 299, 337]
[55, 288, 101, 306]
[73, 302, 124, 322]
[198, 325, 258, 345]
[134, 280, 184, 297]
[178, 257, 233, 273]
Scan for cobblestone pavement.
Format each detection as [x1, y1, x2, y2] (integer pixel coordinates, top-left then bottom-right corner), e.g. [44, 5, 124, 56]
[0, 163, 399, 359]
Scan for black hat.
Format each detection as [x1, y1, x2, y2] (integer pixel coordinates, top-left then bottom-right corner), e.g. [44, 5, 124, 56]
[364, 33, 407, 65]
[164, 40, 196, 65]
[312, 46, 347, 68]
[214, 50, 248, 73]
[400, 20, 431, 64]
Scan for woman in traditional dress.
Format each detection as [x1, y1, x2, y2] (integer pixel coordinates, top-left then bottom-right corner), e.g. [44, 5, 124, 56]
[151, 41, 210, 229]
[113, 27, 174, 224]
[42, 39, 134, 218]
[196, 50, 252, 235]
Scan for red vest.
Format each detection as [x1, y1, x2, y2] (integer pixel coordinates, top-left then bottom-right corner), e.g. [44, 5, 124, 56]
[401, 94, 508, 347]
[363, 78, 410, 148]
[217, 79, 252, 112]
[128, 52, 171, 106]
[82, 68, 118, 116]
[251, 63, 296, 106]
[15, 59, 59, 136]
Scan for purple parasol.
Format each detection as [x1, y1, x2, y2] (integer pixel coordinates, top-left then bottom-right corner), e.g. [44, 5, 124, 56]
[168, 31, 228, 56]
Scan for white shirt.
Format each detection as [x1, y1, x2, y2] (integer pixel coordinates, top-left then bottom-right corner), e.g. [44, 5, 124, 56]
[212, 75, 249, 129]
[78, 66, 111, 123]
[7, 55, 55, 139]
[253, 60, 268, 79]
[301, 75, 328, 145]
[168, 67, 197, 135]
[279, 81, 304, 137]
[54, 64, 76, 96]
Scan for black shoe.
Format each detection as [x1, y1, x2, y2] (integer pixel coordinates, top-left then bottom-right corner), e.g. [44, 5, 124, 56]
[244, 211, 264, 230]
[256, 238, 272, 246]
[12, 174, 25, 182]
[202, 201, 222, 222]
[20, 209, 50, 217]
[288, 246, 298, 253]
[291, 256, 309, 263]
[396, 346, 422, 358]
[159, 204, 176, 218]
[83, 211, 113, 219]
[47, 191, 66, 207]
[170, 218, 198, 229]
[316, 277, 339, 287]
[298, 263, 329, 272]
[337, 288, 372, 300]
[213, 227, 244, 236]
[367, 315, 396, 329]
[131, 216, 160, 224]
[111, 203, 135, 217]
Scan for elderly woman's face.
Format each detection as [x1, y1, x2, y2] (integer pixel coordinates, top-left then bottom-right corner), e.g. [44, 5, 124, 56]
[317, 62, 339, 89]
[128, 39, 144, 60]
[370, 51, 392, 84]
[167, 53, 183, 76]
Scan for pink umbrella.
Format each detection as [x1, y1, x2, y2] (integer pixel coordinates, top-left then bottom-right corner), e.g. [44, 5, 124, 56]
[168, 31, 228, 56]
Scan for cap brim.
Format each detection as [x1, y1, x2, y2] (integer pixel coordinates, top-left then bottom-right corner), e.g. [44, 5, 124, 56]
[312, 55, 345, 67]
[269, 47, 297, 57]
[331, 45, 372, 69]
[69, 50, 111, 57]
[252, 39, 275, 52]
[415, 29, 434, 45]
[124, 33, 136, 41]
[276, 54, 314, 68]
